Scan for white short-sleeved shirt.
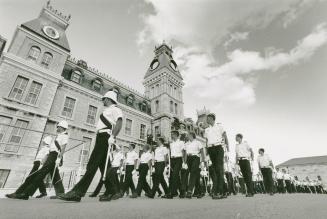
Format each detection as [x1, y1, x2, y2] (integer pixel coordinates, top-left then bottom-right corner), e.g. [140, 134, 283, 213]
[204, 123, 225, 146]
[276, 171, 284, 179]
[125, 150, 138, 165]
[235, 141, 251, 159]
[154, 146, 168, 162]
[35, 146, 50, 163]
[284, 173, 291, 180]
[96, 105, 123, 131]
[258, 154, 272, 168]
[112, 151, 124, 167]
[50, 132, 69, 153]
[170, 139, 185, 158]
[185, 140, 203, 156]
[140, 151, 153, 164]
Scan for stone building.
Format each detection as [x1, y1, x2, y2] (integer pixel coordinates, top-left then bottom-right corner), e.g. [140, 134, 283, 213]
[0, 3, 204, 190]
[277, 155, 327, 181]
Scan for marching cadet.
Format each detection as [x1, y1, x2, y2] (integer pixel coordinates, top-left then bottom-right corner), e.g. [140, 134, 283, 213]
[184, 132, 206, 199]
[235, 133, 254, 197]
[276, 168, 285, 193]
[257, 148, 274, 195]
[204, 113, 229, 199]
[283, 169, 292, 193]
[6, 136, 52, 199]
[131, 144, 153, 198]
[59, 90, 123, 202]
[99, 144, 125, 201]
[163, 130, 185, 199]
[224, 155, 236, 196]
[147, 137, 169, 198]
[7, 120, 68, 200]
[122, 143, 138, 197]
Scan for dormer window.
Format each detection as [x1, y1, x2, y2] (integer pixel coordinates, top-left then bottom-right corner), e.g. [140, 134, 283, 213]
[93, 79, 102, 92]
[71, 70, 82, 83]
[41, 52, 53, 68]
[27, 46, 41, 62]
[140, 102, 147, 112]
[126, 94, 134, 106]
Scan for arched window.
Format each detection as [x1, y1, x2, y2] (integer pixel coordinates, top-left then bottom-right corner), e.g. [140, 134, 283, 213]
[71, 70, 82, 83]
[126, 94, 134, 106]
[41, 52, 53, 68]
[92, 79, 102, 92]
[27, 46, 41, 62]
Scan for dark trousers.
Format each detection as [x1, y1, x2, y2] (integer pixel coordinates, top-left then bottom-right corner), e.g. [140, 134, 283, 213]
[285, 180, 292, 193]
[20, 152, 64, 196]
[261, 168, 273, 193]
[151, 162, 168, 195]
[168, 157, 182, 195]
[186, 156, 200, 193]
[71, 133, 112, 196]
[277, 179, 285, 193]
[16, 161, 47, 195]
[225, 172, 235, 194]
[207, 145, 224, 195]
[239, 159, 254, 195]
[123, 165, 136, 194]
[180, 168, 188, 195]
[136, 163, 151, 195]
[91, 177, 104, 196]
[238, 177, 246, 194]
[104, 167, 120, 195]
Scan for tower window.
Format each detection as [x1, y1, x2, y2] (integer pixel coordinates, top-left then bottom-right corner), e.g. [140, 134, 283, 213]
[41, 52, 53, 68]
[175, 103, 178, 114]
[140, 124, 146, 139]
[155, 100, 159, 113]
[27, 46, 41, 62]
[170, 101, 174, 113]
[71, 70, 82, 83]
[9, 76, 29, 101]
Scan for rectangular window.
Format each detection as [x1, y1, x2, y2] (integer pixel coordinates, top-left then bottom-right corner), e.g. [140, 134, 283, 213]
[0, 116, 12, 142]
[71, 71, 81, 83]
[25, 81, 42, 105]
[154, 126, 160, 140]
[155, 100, 159, 113]
[175, 103, 178, 114]
[79, 137, 92, 163]
[140, 124, 146, 139]
[170, 101, 174, 113]
[86, 105, 97, 125]
[62, 97, 76, 118]
[0, 169, 10, 188]
[9, 76, 29, 101]
[125, 118, 132, 135]
[5, 119, 29, 152]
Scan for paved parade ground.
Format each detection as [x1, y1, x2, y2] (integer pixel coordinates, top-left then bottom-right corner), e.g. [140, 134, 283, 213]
[1, 194, 327, 219]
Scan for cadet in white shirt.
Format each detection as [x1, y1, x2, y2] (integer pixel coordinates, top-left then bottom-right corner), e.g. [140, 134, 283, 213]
[204, 113, 229, 199]
[282, 169, 292, 193]
[8, 121, 69, 200]
[148, 137, 169, 198]
[235, 133, 254, 197]
[275, 168, 285, 193]
[257, 148, 274, 195]
[122, 143, 139, 196]
[6, 136, 52, 199]
[131, 144, 153, 198]
[59, 90, 123, 202]
[184, 132, 206, 199]
[164, 130, 186, 199]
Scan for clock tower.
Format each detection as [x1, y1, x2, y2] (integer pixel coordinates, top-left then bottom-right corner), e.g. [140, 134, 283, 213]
[143, 42, 184, 140]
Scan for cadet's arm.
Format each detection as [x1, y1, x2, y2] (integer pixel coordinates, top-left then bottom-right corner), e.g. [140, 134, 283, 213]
[223, 132, 229, 152]
[250, 148, 254, 161]
[112, 118, 123, 137]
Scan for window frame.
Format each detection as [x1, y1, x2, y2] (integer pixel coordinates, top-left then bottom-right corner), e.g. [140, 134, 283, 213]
[24, 81, 43, 105]
[125, 118, 132, 136]
[86, 105, 97, 125]
[61, 96, 77, 119]
[5, 119, 29, 153]
[40, 52, 53, 68]
[71, 70, 82, 84]
[8, 76, 29, 102]
[27, 46, 41, 62]
[140, 124, 146, 139]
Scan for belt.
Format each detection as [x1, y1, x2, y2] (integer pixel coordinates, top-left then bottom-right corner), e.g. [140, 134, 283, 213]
[171, 156, 182, 159]
[155, 160, 165, 163]
[98, 129, 112, 134]
[238, 157, 249, 161]
[187, 154, 199, 157]
[208, 144, 222, 148]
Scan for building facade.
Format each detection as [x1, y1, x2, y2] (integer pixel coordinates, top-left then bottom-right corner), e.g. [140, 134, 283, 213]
[0, 3, 205, 190]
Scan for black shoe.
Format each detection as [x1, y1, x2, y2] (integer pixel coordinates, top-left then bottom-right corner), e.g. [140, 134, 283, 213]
[130, 193, 138, 198]
[162, 194, 173, 199]
[36, 193, 47, 198]
[6, 193, 16, 198]
[196, 194, 204, 199]
[111, 193, 121, 200]
[185, 192, 192, 199]
[50, 195, 58, 199]
[270, 192, 274, 196]
[246, 193, 254, 197]
[99, 195, 111, 202]
[179, 193, 186, 199]
[11, 193, 29, 200]
[212, 194, 224, 200]
[89, 193, 98, 198]
[58, 191, 81, 202]
[145, 193, 154, 199]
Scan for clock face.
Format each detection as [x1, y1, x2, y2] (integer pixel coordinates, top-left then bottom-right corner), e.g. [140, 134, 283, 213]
[170, 61, 177, 71]
[42, 26, 60, 40]
[150, 59, 159, 70]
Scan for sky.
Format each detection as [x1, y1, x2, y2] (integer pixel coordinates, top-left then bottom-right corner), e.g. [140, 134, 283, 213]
[1, 0, 327, 170]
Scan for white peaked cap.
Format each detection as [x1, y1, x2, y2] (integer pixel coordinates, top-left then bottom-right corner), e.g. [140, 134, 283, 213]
[58, 120, 69, 129]
[43, 136, 52, 145]
[102, 91, 117, 103]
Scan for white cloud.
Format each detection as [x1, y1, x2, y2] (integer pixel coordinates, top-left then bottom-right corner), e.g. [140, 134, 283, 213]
[223, 32, 249, 48]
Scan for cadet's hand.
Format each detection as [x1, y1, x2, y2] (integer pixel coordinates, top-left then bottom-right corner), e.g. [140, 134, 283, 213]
[108, 136, 115, 145]
[182, 163, 188, 170]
